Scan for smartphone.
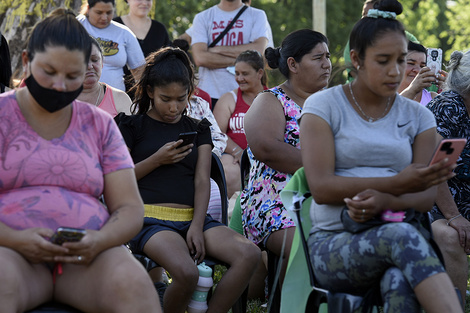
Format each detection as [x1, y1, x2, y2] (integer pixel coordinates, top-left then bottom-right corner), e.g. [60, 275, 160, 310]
[176, 131, 197, 148]
[50, 227, 86, 245]
[426, 48, 443, 76]
[429, 138, 467, 166]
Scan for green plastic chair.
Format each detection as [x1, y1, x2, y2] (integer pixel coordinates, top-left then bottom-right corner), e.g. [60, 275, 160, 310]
[280, 167, 376, 313]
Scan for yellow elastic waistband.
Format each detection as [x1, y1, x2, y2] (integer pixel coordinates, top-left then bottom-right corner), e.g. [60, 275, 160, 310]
[144, 205, 194, 222]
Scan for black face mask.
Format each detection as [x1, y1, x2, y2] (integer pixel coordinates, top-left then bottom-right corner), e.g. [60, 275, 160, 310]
[25, 74, 83, 113]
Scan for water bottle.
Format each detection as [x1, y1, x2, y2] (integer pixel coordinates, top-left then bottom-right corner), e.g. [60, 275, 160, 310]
[187, 262, 213, 313]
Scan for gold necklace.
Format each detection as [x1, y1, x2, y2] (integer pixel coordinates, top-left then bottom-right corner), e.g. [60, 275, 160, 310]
[348, 83, 391, 123]
[94, 83, 102, 107]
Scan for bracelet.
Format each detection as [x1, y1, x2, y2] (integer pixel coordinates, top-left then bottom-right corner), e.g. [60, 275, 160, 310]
[232, 149, 243, 156]
[446, 213, 462, 226]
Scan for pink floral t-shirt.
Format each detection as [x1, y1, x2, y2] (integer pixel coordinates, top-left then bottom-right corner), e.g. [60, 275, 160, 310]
[0, 91, 134, 231]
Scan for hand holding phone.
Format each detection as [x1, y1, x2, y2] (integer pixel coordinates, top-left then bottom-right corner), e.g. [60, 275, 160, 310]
[429, 138, 467, 166]
[50, 227, 86, 245]
[176, 131, 197, 149]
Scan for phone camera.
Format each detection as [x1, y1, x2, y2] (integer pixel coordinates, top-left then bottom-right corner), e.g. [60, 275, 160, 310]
[441, 142, 454, 154]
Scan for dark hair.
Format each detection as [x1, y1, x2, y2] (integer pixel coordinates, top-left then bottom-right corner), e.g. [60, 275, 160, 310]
[408, 41, 426, 55]
[0, 33, 12, 90]
[90, 36, 103, 57]
[172, 39, 194, 64]
[350, 0, 405, 62]
[265, 29, 328, 79]
[236, 50, 266, 85]
[27, 13, 92, 65]
[88, 0, 115, 8]
[132, 47, 195, 115]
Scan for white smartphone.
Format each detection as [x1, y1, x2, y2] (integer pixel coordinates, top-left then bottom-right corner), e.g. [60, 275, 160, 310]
[429, 138, 467, 166]
[426, 48, 443, 76]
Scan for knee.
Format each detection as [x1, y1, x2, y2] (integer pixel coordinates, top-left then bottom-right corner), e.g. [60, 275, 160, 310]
[232, 241, 262, 273]
[432, 223, 462, 253]
[108, 261, 155, 299]
[170, 263, 199, 289]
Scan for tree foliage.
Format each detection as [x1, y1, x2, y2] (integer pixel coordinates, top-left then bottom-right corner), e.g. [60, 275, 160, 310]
[2, 0, 470, 85]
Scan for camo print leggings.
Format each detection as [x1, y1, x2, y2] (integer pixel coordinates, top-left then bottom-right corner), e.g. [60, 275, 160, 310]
[308, 222, 445, 312]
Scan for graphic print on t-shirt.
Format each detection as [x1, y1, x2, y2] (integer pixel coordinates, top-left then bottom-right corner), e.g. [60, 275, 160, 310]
[95, 37, 119, 56]
[229, 112, 245, 134]
[211, 19, 244, 46]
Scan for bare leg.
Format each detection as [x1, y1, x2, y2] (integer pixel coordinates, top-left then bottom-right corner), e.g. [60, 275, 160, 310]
[204, 226, 261, 313]
[221, 154, 241, 198]
[56, 246, 161, 313]
[414, 272, 463, 313]
[248, 251, 268, 300]
[432, 219, 468, 306]
[144, 231, 198, 313]
[0, 247, 53, 312]
[265, 227, 296, 285]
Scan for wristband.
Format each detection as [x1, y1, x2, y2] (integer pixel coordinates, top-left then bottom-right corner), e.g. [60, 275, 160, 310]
[446, 213, 462, 226]
[232, 149, 243, 156]
[231, 147, 243, 156]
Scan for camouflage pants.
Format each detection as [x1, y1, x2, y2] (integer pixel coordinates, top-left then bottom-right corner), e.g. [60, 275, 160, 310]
[308, 222, 445, 312]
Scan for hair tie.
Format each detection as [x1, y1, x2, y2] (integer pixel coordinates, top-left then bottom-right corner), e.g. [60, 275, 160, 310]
[367, 9, 397, 20]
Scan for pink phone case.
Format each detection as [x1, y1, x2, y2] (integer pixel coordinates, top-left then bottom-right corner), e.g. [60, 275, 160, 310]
[429, 138, 467, 165]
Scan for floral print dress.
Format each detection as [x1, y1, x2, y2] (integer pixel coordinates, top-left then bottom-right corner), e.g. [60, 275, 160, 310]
[240, 87, 300, 245]
[427, 90, 470, 221]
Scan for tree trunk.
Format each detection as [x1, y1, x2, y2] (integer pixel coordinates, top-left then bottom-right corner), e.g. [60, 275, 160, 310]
[0, 0, 83, 83]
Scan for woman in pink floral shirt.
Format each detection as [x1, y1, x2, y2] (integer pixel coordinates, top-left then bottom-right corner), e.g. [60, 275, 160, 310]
[0, 11, 160, 313]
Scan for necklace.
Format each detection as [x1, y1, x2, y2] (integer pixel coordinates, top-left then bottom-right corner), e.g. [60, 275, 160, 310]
[348, 83, 391, 123]
[94, 83, 102, 107]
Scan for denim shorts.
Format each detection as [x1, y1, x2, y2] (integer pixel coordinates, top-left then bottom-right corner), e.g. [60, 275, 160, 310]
[128, 215, 223, 254]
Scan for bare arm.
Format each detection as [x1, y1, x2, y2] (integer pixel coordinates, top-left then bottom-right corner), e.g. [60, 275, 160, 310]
[130, 64, 145, 83]
[92, 168, 145, 249]
[213, 90, 238, 154]
[186, 144, 212, 262]
[111, 87, 132, 115]
[209, 37, 268, 59]
[244, 92, 302, 174]
[400, 67, 436, 100]
[192, 37, 267, 69]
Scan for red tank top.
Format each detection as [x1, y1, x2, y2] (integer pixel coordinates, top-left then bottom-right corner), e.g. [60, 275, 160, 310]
[226, 88, 250, 149]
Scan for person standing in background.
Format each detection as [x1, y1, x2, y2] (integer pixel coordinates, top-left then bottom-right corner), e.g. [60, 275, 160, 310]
[77, 0, 145, 92]
[191, 0, 269, 108]
[114, 0, 171, 95]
